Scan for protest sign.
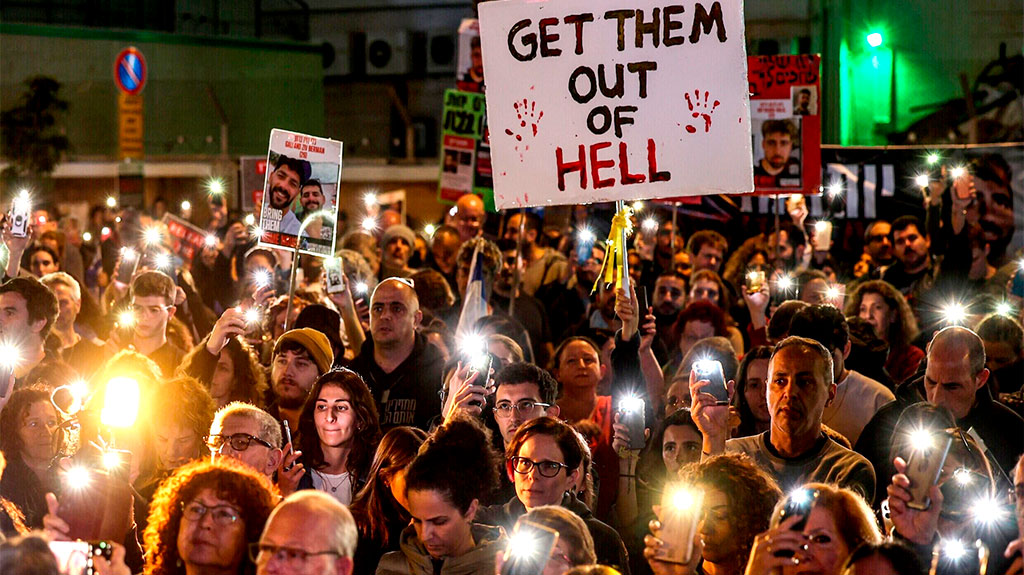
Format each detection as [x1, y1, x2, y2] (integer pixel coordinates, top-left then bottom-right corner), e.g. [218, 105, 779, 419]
[456, 19, 485, 93]
[438, 90, 496, 210]
[257, 129, 342, 257]
[479, 0, 753, 209]
[162, 214, 207, 263]
[748, 54, 821, 195]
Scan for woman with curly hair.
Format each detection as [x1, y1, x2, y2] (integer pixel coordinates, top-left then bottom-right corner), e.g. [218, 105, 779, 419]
[287, 368, 381, 503]
[179, 321, 269, 410]
[376, 414, 506, 575]
[142, 458, 278, 575]
[845, 280, 924, 386]
[645, 453, 782, 575]
[348, 426, 428, 574]
[0, 386, 62, 530]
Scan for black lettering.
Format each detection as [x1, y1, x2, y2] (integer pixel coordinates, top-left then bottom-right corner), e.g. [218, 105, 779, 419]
[508, 18, 538, 61]
[539, 17, 562, 57]
[587, 106, 612, 135]
[635, 8, 660, 48]
[627, 61, 657, 98]
[569, 66, 597, 104]
[604, 9, 634, 51]
[598, 63, 625, 98]
[663, 5, 685, 46]
[564, 13, 594, 55]
[613, 105, 637, 138]
[689, 2, 727, 43]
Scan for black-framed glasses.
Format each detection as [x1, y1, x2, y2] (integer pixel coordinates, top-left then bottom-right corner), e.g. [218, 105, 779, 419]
[510, 456, 571, 478]
[181, 501, 240, 526]
[493, 400, 550, 418]
[206, 433, 273, 452]
[248, 543, 341, 568]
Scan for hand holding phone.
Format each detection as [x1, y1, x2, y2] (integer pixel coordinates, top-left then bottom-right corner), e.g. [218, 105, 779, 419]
[617, 396, 646, 450]
[692, 360, 729, 405]
[904, 431, 953, 511]
[656, 484, 704, 564]
[774, 488, 819, 557]
[501, 520, 559, 575]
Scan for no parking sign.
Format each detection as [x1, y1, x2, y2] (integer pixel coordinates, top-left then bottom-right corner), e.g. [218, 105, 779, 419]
[114, 47, 147, 95]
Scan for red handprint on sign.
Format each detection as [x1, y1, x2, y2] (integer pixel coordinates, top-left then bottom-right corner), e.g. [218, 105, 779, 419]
[684, 90, 720, 134]
[504, 98, 544, 161]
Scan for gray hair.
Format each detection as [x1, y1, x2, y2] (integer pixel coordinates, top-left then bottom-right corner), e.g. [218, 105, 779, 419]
[927, 326, 986, 376]
[40, 271, 81, 302]
[269, 491, 358, 557]
[771, 335, 835, 387]
[211, 402, 283, 448]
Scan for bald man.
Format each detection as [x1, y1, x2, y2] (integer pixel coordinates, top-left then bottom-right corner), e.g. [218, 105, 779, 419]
[255, 491, 357, 575]
[347, 278, 445, 430]
[855, 326, 1024, 504]
[454, 193, 486, 242]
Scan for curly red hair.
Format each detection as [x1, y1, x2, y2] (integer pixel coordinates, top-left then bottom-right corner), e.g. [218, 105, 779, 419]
[142, 458, 279, 575]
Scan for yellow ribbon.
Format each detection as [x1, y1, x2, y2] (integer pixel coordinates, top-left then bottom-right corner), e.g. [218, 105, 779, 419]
[591, 205, 634, 295]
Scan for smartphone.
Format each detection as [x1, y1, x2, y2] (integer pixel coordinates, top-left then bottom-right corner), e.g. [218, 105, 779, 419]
[812, 221, 833, 251]
[745, 269, 766, 294]
[324, 259, 346, 294]
[692, 360, 728, 405]
[1011, 268, 1024, 298]
[905, 432, 953, 511]
[8, 196, 31, 238]
[282, 419, 294, 466]
[656, 485, 703, 564]
[0, 362, 13, 398]
[59, 469, 133, 543]
[115, 247, 139, 285]
[50, 540, 113, 575]
[774, 488, 820, 557]
[928, 539, 986, 575]
[618, 396, 646, 449]
[640, 286, 649, 312]
[501, 520, 559, 575]
[468, 353, 494, 409]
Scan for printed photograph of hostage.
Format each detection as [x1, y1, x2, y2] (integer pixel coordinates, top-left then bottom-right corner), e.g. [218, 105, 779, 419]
[258, 129, 343, 256]
[753, 118, 802, 189]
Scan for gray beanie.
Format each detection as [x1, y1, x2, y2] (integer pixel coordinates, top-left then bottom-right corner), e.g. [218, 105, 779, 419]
[382, 224, 416, 249]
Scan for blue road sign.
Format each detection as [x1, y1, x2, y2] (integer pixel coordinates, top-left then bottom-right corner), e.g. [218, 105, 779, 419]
[114, 47, 147, 95]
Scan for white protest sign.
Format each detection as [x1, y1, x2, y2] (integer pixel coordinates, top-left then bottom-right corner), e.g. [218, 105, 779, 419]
[479, 0, 753, 209]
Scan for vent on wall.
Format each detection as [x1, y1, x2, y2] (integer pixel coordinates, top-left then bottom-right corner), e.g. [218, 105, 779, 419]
[365, 32, 410, 75]
[425, 30, 457, 74]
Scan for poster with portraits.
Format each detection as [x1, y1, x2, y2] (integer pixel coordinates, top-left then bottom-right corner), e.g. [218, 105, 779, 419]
[257, 129, 342, 257]
[748, 54, 821, 195]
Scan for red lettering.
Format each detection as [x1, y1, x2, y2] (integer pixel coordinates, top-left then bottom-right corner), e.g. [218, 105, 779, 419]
[556, 145, 587, 191]
[647, 139, 671, 182]
[590, 142, 615, 189]
[618, 142, 646, 185]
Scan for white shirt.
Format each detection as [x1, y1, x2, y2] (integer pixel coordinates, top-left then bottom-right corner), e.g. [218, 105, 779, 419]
[822, 370, 895, 445]
[311, 470, 353, 505]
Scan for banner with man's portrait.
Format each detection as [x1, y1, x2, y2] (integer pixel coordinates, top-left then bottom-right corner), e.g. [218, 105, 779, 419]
[257, 129, 343, 257]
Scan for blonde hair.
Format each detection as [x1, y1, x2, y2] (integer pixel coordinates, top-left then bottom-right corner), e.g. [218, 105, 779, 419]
[771, 483, 881, 551]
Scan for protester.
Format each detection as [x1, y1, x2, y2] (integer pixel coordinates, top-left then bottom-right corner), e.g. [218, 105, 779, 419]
[142, 458, 278, 575]
[110, 271, 185, 377]
[0, 277, 71, 390]
[845, 280, 924, 385]
[500, 506, 598, 575]
[0, 386, 61, 529]
[39, 272, 105, 376]
[253, 490, 357, 575]
[208, 402, 284, 480]
[453, 194, 486, 244]
[180, 313, 268, 409]
[504, 212, 569, 297]
[268, 327, 334, 431]
[733, 346, 773, 437]
[840, 541, 926, 575]
[976, 313, 1024, 394]
[376, 414, 506, 575]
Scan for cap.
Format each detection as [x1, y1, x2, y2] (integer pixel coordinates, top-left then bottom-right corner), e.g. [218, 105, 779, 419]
[382, 224, 416, 250]
[273, 328, 334, 374]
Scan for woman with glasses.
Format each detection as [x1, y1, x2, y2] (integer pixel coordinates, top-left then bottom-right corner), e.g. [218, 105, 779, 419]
[142, 457, 278, 575]
[476, 417, 630, 575]
[349, 427, 427, 574]
[290, 368, 381, 503]
[0, 386, 62, 531]
[376, 414, 506, 575]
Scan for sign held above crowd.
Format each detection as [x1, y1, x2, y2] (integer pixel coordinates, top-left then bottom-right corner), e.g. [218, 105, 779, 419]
[480, 0, 754, 209]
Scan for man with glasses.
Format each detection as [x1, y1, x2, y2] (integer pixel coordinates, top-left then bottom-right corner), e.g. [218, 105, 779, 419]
[475, 417, 630, 574]
[852, 219, 893, 279]
[208, 402, 284, 480]
[348, 277, 445, 431]
[253, 490, 357, 575]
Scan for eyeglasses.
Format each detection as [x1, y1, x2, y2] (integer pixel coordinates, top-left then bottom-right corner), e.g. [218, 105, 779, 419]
[181, 501, 241, 526]
[493, 400, 550, 418]
[510, 456, 571, 478]
[206, 433, 273, 452]
[248, 543, 341, 568]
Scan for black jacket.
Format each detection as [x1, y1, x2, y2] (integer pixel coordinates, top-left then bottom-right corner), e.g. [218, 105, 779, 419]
[855, 373, 1024, 506]
[347, 332, 445, 431]
[475, 493, 631, 575]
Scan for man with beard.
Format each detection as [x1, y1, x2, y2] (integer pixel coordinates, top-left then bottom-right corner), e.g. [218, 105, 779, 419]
[429, 225, 461, 292]
[651, 271, 687, 364]
[492, 245, 553, 367]
[297, 178, 327, 239]
[265, 154, 312, 236]
[969, 154, 1016, 267]
[379, 225, 417, 279]
[545, 242, 605, 341]
[881, 216, 937, 304]
[693, 336, 876, 501]
[503, 212, 568, 297]
[853, 220, 894, 279]
[347, 278, 445, 430]
[753, 119, 801, 188]
[268, 328, 334, 431]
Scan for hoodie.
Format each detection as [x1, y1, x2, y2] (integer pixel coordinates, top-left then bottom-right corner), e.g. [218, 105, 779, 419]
[375, 523, 505, 575]
[348, 332, 446, 431]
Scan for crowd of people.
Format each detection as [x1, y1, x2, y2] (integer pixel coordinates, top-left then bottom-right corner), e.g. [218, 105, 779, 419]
[0, 157, 1023, 575]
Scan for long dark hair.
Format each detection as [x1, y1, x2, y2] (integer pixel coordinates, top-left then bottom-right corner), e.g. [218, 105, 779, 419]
[733, 346, 773, 437]
[180, 334, 268, 407]
[298, 368, 381, 481]
[404, 413, 500, 513]
[348, 427, 428, 546]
